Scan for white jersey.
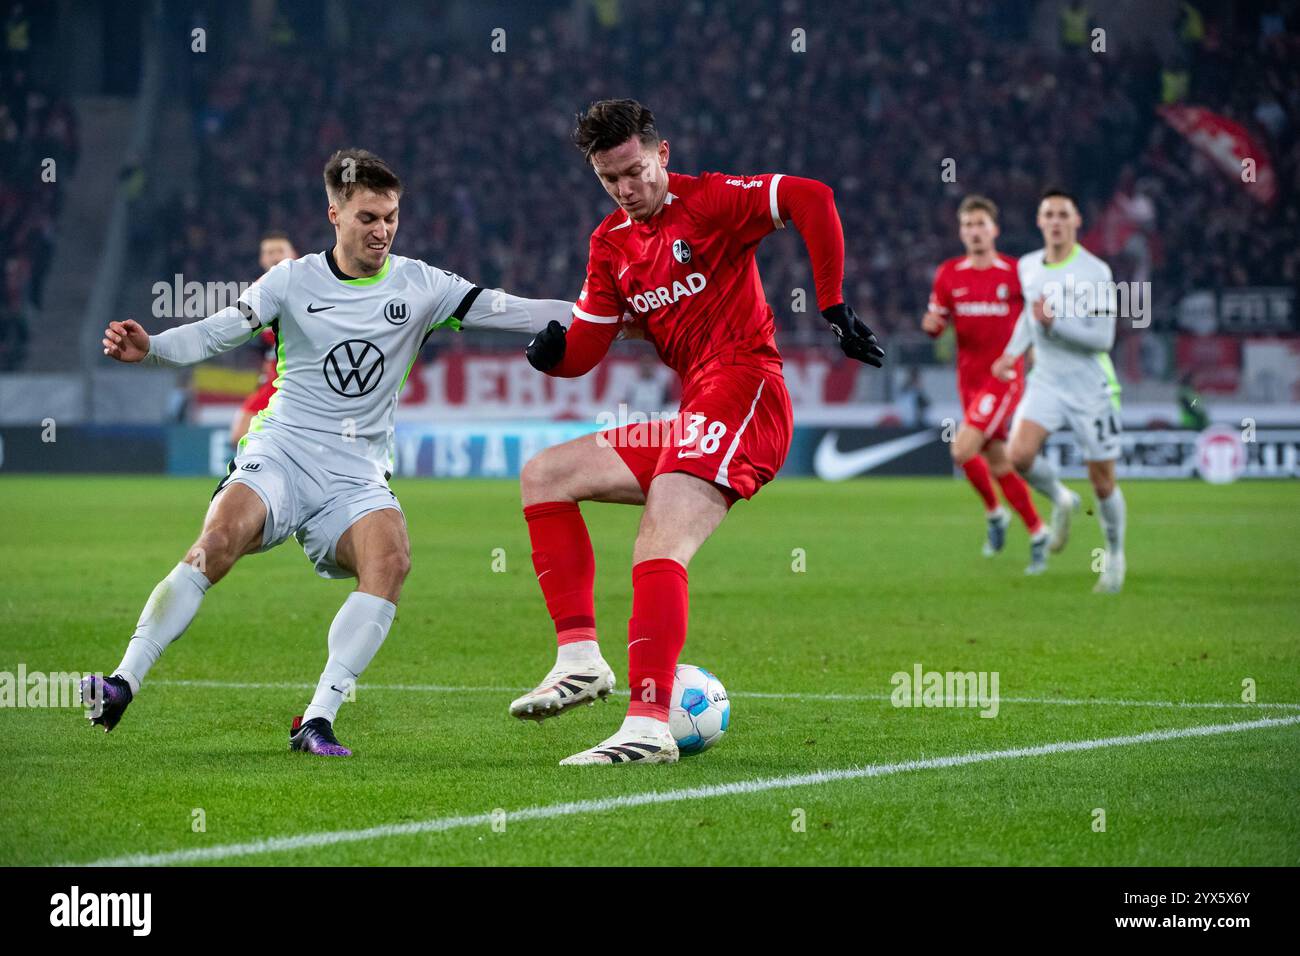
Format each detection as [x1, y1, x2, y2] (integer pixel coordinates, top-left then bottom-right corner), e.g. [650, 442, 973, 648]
[144, 249, 572, 480]
[1007, 244, 1120, 405]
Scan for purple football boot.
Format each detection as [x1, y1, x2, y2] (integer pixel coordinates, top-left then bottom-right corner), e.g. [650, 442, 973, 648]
[288, 715, 352, 757]
[81, 674, 133, 732]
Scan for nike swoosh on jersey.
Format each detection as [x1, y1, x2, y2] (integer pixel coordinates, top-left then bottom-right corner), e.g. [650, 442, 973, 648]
[813, 429, 940, 481]
[618, 265, 630, 279]
[306, 304, 335, 313]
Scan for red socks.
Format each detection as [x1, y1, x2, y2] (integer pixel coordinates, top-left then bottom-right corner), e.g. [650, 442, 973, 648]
[996, 471, 1044, 534]
[964, 456, 1044, 534]
[525, 503, 689, 721]
[523, 502, 597, 645]
[627, 558, 689, 720]
[962, 456, 999, 511]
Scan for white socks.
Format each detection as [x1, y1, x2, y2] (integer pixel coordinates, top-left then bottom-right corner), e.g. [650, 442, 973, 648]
[114, 562, 212, 694]
[1096, 486, 1126, 556]
[556, 640, 601, 666]
[619, 714, 670, 736]
[303, 591, 397, 724]
[1023, 457, 1069, 506]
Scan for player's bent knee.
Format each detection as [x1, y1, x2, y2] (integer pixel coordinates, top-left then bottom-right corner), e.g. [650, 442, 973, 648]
[520, 447, 569, 502]
[357, 549, 410, 600]
[188, 526, 244, 581]
[376, 549, 411, 584]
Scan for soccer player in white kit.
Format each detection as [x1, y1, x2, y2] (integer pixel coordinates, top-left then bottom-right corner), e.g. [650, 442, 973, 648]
[992, 190, 1127, 594]
[84, 149, 575, 754]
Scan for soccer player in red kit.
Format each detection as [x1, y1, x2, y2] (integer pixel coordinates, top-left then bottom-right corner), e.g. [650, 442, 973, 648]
[922, 195, 1047, 573]
[230, 231, 297, 447]
[511, 99, 884, 765]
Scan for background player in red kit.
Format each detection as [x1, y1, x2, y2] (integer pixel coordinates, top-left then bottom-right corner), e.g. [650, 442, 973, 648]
[229, 231, 297, 447]
[922, 195, 1047, 572]
[512, 99, 884, 765]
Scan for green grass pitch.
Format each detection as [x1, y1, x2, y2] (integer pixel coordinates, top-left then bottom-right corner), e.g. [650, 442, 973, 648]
[0, 475, 1297, 866]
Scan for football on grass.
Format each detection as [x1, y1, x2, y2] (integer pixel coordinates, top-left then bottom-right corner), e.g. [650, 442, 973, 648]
[669, 664, 730, 755]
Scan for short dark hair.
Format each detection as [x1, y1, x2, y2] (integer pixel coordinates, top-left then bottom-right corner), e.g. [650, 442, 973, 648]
[573, 99, 660, 162]
[1039, 187, 1078, 208]
[958, 194, 998, 221]
[260, 230, 291, 244]
[323, 148, 403, 205]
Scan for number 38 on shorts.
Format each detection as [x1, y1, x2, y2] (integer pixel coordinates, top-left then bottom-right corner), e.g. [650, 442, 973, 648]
[677, 413, 728, 458]
[605, 365, 795, 502]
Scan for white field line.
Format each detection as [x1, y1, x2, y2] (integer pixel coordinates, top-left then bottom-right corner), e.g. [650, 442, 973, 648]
[148, 679, 1300, 711]
[73, 714, 1300, 867]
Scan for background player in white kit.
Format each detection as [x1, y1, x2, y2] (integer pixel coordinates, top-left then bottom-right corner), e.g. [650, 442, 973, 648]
[992, 189, 1127, 594]
[83, 149, 574, 754]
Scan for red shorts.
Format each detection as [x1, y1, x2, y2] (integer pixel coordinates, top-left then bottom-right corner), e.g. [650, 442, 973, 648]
[960, 375, 1022, 442]
[605, 362, 793, 502]
[241, 379, 278, 414]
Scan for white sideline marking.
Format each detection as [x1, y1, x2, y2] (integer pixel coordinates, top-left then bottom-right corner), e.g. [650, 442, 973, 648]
[73, 714, 1300, 867]
[149, 679, 1300, 711]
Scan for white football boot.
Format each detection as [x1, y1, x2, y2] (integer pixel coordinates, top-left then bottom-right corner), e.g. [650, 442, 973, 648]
[1093, 551, 1126, 594]
[559, 726, 679, 766]
[1048, 488, 1082, 554]
[1025, 529, 1050, 575]
[509, 654, 615, 722]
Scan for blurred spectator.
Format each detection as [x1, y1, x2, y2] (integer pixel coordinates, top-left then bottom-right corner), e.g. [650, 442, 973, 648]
[898, 367, 932, 427]
[1, 49, 77, 336]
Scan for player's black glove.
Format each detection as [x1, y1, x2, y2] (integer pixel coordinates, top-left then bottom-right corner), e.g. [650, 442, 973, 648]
[525, 320, 567, 372]
[823, 302, 885, 367]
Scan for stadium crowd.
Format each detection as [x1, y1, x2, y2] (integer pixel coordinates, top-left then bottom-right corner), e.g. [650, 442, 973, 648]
[5, 1, 1296, 372]
[165, 0, 1295, 353]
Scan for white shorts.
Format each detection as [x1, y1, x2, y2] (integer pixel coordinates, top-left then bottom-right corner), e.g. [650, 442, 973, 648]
[213, 433, 402, 579]
[1013, 380, 1123, 461]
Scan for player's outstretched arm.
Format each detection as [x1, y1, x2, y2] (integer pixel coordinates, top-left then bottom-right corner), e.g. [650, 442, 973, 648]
[777, 175, 884, 367]
[123, 263, 286, 367]
[102, 306, 263, 367]
[130, 302, 266, 367]
[459, 289, 575, 335]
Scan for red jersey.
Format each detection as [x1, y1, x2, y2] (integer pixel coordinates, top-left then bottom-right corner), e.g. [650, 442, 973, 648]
[576, 171, 790, 381]
[927, 253, 1023, 389]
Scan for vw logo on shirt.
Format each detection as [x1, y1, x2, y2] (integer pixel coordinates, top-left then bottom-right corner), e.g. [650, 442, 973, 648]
[324, 339, 385, 397]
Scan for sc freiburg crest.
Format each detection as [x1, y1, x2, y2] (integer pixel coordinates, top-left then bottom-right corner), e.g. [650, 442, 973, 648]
[672, 238, 691, 264]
